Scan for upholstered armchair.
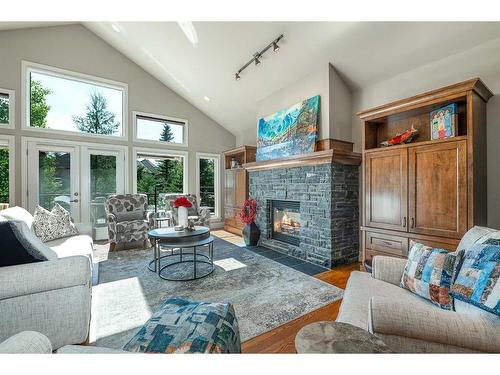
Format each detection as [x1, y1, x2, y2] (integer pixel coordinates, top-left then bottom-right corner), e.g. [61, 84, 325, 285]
[159, 193, 211, 227]
[106, 194, 153, 251]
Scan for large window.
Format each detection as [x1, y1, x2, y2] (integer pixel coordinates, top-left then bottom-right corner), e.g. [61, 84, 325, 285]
[0, 88, 15, 129]
[134, 148, 188, 208]
[196, 153, 220, 218]
[0, 136, 14, 207]
[23, 61, 127, 138]
[134, 112, 188, 147]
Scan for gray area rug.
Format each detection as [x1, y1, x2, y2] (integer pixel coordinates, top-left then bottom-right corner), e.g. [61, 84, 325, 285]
[92, 237, 343, 349]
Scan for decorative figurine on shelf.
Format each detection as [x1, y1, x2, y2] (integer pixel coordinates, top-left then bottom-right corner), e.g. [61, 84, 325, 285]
[380, 125, 418, 147]
[173, 196, 192, 229]
[231, 158, 239, 168]
[186, 218, 196, 231]
[240, 198, 260, 246]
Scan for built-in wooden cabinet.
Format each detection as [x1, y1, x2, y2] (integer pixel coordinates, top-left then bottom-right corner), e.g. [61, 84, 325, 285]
[359, 78, 492, 262]
[223, 146, 256, 235]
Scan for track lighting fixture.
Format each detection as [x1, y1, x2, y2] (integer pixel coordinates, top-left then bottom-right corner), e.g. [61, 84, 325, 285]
[234, 34, 283, 80]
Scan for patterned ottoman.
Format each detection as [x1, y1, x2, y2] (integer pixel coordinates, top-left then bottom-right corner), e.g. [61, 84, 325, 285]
[123, 298, 241, 354]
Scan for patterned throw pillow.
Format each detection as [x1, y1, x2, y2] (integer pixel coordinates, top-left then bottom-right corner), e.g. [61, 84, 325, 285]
[401, 243, 463, 310]
[450, 241, 499, 316]
[32, 204, 79, 243]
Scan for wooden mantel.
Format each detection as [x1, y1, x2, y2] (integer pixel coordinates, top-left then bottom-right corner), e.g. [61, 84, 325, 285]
[242, 148, 361, 172]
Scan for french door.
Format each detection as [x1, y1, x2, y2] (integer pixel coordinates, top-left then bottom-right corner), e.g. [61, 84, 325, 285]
[26, 139, 126, 238]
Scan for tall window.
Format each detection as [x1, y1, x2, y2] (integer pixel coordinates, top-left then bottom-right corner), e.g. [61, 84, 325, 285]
[136, 151, 186, 208]
[196, 153, 220, 218]
[0, 88, 15, 128]
[0, 136, 14, 207]
[23, 62, 127, 137]
[134, 112, 188, 147]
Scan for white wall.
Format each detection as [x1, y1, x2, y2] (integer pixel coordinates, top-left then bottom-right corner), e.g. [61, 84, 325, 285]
[351, 37, 500, 229]
[0, 24, 236, 208]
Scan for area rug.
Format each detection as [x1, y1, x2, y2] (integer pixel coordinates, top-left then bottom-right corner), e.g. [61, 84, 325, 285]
[91, 237, 343, 349]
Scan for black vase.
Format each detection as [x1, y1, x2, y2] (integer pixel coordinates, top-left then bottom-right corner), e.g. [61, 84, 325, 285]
[242, 222, 261, 246]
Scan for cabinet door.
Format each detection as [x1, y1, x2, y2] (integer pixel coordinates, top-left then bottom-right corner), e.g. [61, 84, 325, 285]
[365, 149, 408, 231]
[225, 169, 235, 206]
[234, 169, 247, 206]
[408, 140, 467, 238]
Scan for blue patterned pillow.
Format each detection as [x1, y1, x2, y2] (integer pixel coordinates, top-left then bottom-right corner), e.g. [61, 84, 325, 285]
[450, 242, 500, 316]
[401, 243, 463, 310]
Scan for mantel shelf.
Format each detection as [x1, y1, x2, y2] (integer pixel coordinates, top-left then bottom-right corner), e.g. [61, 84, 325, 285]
[242, 149, 361, 172]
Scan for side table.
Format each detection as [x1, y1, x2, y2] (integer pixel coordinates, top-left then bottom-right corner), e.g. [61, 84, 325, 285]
[295, 321, 393, 353]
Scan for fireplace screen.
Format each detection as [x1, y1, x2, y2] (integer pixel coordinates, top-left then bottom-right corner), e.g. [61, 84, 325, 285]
[270, 200, 301, 246]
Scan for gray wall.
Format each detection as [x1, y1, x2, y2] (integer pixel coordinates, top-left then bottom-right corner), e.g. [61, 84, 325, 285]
[239, 63, 352, 147]
[0, 24, 235, 209]
[351, 37, 500, 229]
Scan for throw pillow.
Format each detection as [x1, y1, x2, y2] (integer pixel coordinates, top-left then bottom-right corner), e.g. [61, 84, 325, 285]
[450, 242, 499, 316]
[400, 242, 463, 310]
[0, 221, 48, 267]
[32, 204, 79, 243]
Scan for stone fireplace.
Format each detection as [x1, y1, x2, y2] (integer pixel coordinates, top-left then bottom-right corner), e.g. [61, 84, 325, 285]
[246, 151, 360, 268]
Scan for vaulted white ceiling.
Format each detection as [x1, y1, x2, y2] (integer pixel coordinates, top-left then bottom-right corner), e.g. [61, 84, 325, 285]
[59, 22, 500, 138]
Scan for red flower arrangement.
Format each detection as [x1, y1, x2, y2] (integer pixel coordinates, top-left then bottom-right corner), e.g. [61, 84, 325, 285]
[240, 198, 257, 225]
[173, 196, 193, 208]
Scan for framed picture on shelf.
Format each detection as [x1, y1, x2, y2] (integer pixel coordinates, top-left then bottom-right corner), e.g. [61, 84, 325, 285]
[430, 103, 457, 140]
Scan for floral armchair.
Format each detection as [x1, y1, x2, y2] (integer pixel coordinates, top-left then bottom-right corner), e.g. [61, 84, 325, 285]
[158, 193, 211, 227]
[106, 194, 153, 251]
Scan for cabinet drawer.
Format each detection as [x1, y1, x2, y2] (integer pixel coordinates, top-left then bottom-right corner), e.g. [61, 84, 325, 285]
[364, 248, 405, 264]
[365, 231, 409, 257]
[409, 238, 458, 252]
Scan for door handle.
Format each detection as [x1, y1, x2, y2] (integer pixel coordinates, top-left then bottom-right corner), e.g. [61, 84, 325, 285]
[402, 217, 407, 228]
[70, 199, 79, 203]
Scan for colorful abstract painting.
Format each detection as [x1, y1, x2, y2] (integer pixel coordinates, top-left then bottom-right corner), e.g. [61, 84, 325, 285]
[256, 95, 320, 161]
[430, 103, 457, 140]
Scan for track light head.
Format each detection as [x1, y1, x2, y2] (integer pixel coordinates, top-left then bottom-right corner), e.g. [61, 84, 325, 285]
[273, 41, 280, 52]
[235, 72, 241, 81]
[254, 54, 261, 66]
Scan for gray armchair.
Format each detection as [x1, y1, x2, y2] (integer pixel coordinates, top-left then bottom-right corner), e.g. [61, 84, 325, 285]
[106, 194, 153, 251]
[159, 193, 211, 227]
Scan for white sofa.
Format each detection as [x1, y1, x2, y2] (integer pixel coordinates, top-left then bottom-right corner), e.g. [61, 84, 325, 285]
[337, 226, 500, 353]
[0, 206, 93, 350]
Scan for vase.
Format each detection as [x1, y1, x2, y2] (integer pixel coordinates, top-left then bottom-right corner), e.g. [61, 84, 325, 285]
[242, 222, 261, 246]
[177, 206, 189, 228]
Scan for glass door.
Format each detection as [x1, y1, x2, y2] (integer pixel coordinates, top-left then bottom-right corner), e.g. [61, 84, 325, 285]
[80, 147, 125, 239]
[27, 142, 80, 222]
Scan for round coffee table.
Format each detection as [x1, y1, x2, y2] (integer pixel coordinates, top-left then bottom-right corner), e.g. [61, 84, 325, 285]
[295, 321, 392, 353]
[148, 226, 215, 281]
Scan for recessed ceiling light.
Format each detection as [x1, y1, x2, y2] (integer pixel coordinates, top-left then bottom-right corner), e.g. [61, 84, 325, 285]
[111, 24, 120, 33]
[204, 96, 210, 102]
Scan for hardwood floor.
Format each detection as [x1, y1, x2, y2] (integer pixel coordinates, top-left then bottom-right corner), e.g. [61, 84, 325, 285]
[241, 262, 361, 353]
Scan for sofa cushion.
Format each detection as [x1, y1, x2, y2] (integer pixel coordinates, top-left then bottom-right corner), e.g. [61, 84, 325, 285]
[0, 221, 45, 267]
[0, 206, 34, 229]
[114, 210, 144, 222]
[450, 242, 499, 316]
[336, 271, 434, 329]
[32, 204, 79, 243]
[9, 220, 57, 260]
[400, 243, 463, 310]
[45, 234, 94, 260]
[457, 226, 499, 252]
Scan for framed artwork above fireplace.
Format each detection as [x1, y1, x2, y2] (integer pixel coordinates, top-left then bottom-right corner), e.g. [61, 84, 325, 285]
[256, 95, 320, 161]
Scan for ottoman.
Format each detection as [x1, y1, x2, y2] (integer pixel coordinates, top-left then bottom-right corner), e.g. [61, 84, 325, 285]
[123, 298, 241, 353]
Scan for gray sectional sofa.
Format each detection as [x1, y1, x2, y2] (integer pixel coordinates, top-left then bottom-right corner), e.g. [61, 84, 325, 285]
[336, 226, 500, 353]
[0, 206, 93, 350]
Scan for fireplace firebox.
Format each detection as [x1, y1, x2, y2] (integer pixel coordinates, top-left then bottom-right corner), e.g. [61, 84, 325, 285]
[270, 200, 301, 246]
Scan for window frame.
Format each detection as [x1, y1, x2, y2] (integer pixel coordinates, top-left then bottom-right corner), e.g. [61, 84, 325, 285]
[0, 88, 15, 129]
[0, 135, 16, 205]
[133, 111, 189, 148]
[132, 146, 189, 196]
[196, 152, 221, 220]
[21, 60, 128, 140]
